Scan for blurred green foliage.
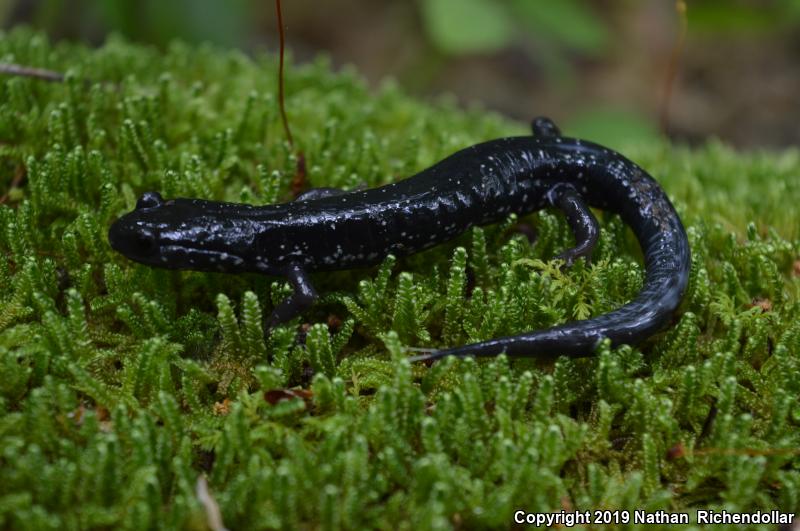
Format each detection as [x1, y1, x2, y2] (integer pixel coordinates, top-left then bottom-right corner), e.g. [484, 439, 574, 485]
[93, 0, 251, 47]
[566, 108, 660, 151]
[687, 0, 800, 32]
[7, 0, 800, 55]
[5, 0, 800, 148]
[420, 0, 516, 54]
[419, 0, 608, 56]
[418, 0, 800, 55]
[2, 0, 253, 47]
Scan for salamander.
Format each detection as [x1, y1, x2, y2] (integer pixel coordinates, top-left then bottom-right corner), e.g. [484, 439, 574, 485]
[108, 117, 690, 361]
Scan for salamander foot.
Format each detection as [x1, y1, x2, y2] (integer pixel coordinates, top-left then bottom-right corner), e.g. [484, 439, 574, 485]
[266, 264, 318, 331]
[547, 183, 599, 267]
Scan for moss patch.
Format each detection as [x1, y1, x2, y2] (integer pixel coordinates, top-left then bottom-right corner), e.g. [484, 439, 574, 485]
[1, 28, 799, 530]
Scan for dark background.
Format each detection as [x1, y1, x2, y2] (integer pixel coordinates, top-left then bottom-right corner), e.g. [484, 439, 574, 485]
[3, 0, 799, 148]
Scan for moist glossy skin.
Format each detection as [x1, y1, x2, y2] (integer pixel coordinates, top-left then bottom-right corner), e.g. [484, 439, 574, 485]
[108, 119, 690, 361]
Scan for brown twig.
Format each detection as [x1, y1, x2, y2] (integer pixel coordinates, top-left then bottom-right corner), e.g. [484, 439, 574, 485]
[659, 0, 688, 136]
[0, 165, 27, 205]
[0, 62, 65, 82]
[667, 441, 800, 460]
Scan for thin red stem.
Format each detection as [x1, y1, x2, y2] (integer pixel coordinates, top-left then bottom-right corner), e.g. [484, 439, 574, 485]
[276, 0, 294, 148]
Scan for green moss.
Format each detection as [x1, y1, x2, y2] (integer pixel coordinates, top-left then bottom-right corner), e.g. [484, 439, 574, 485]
[1, 28, 799, 530]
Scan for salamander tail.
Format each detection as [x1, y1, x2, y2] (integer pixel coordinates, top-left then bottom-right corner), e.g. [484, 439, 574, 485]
[407, 350, 449, 363]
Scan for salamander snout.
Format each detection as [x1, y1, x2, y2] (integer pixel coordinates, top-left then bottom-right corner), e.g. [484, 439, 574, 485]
[108, 191, 166, 261]
[108, 217, 160, 260]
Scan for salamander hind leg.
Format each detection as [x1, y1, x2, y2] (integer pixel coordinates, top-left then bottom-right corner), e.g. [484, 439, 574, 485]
[531, 116, 562, 138]
[266, 264, 318, 330]
[547, 184, 599, 267]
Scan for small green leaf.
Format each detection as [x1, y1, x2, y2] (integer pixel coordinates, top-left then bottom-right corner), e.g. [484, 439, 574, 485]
[565, 108, 660, 150]
[421, 0, 514, 54]
[511, 0, 608, 54]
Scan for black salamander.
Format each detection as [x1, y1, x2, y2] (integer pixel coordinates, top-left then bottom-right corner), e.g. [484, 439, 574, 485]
[108, 117, 690, 362]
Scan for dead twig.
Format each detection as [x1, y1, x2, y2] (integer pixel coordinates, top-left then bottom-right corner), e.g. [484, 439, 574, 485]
[0, 165, 27, 205]
[659, 1, 688, 135]
[0, 63, 65, 82]
[196, 475, 229, 531]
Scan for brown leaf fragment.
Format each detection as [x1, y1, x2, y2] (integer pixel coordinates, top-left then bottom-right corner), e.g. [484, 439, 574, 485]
[327, 313, 343, 331]
[96, 405, 110, 421]
[213, 398, 232, 416]
[68, 404, 86, 425]
[264, 388, 313, 405]
[666, 442, 686, 460]
[749, 298, 772, 312]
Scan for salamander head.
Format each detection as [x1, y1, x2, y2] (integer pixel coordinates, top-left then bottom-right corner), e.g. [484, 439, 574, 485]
[108, 191, 256, 273]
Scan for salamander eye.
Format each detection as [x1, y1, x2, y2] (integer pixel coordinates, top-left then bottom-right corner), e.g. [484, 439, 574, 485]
[136, 191, 163, 210]
[132, 228, 158, 256]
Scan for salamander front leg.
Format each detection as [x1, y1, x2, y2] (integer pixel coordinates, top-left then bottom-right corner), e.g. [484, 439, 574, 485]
[547, 184, 599, 267]
[267, 264, 318, 330]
